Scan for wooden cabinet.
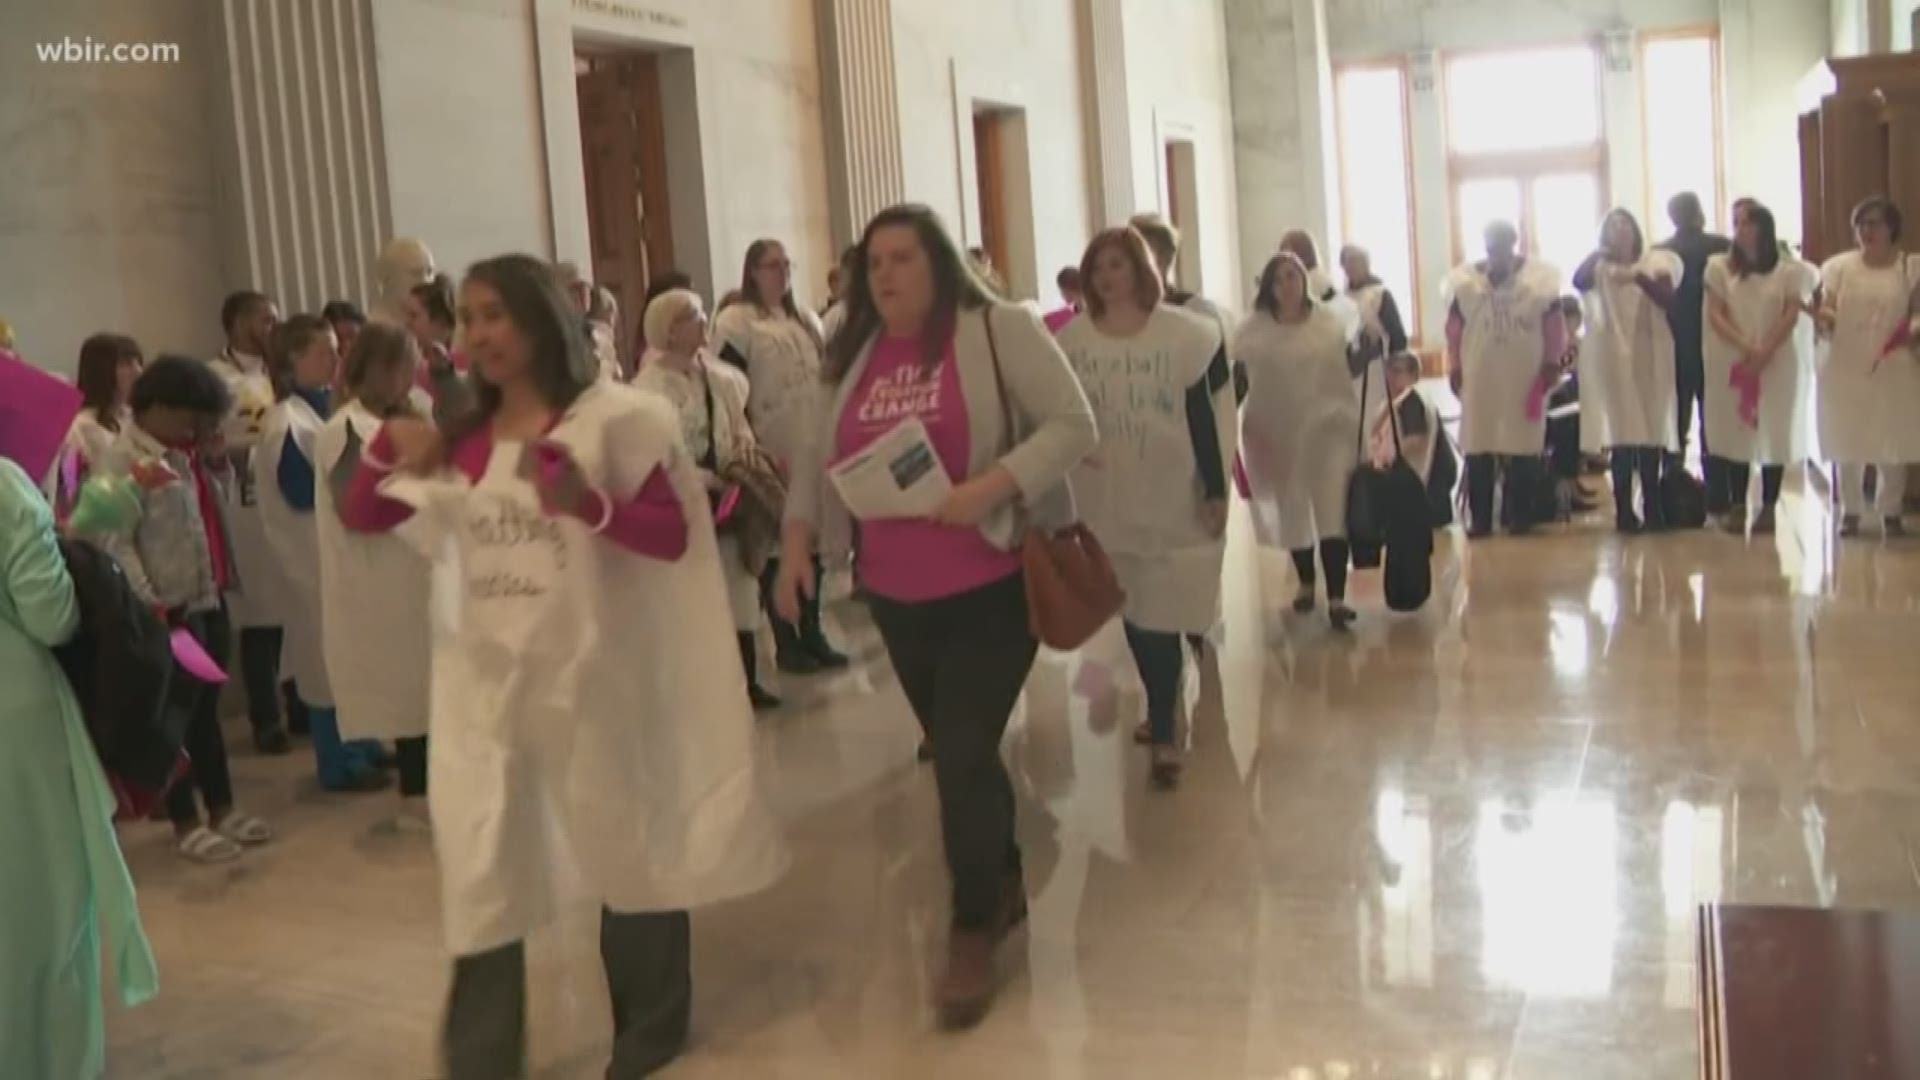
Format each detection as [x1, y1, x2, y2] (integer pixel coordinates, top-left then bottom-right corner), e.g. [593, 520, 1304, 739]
[1798, 53, 1920, 262]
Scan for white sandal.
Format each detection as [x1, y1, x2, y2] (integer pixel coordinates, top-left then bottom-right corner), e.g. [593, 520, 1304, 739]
[215, 812, 273, 846]
[177, 826, 243, 863]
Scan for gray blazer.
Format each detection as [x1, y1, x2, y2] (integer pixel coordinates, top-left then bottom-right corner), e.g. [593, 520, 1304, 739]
[786, 301, 1097, 558]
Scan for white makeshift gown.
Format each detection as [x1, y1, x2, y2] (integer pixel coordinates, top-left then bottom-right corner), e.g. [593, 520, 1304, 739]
[1703, 255, 1818, 465]
[1058, 307, 1232, 635]
[313, 399, 440, 741]
[1445, 260, 1563, 456]
[1236, 306, 1362, 551]
[252, 393, 331, 706]
[376, 382, 787, 955]
[1817, 251, 1920, 463]
[1348, 283, 1399, 432]
[210, 350, 291, 628]
[711, 304, 825, 467]
[1578, 251, 1684, 452]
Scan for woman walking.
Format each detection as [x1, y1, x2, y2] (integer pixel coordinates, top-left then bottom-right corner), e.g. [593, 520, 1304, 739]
[1238, 252, 1364, 629]
[634, 288, 787, 710]
[714, 238, 847, 673]
[1058, 227, 1231, 789]
[776, 204, 1095, 1028]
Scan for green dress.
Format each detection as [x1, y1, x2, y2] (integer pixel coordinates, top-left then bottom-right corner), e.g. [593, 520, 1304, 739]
[0, 458, 158, 1077]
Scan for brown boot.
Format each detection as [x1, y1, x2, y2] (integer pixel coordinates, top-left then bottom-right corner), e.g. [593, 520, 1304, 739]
[936, 929, 997, 1030]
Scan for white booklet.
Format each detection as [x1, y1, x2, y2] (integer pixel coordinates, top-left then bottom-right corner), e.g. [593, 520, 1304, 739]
[828, 417, 951, 520]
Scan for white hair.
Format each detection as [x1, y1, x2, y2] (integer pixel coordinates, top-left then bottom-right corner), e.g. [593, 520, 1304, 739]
[643, 288, 704, 352]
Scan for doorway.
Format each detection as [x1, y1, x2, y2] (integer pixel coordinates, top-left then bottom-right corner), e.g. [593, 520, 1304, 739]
[970, 105, 1037, 299]
[576, 49, 675, 357]
[1164, 139, 1201, 292]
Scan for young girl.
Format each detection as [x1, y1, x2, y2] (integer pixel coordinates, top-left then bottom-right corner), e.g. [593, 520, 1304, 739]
[97, 357, 274, 862]
[341, 254, 785, 1077]
[713, 238, 847, 673]
[315, 323, 437, 823]
[255, 315, 386, 792]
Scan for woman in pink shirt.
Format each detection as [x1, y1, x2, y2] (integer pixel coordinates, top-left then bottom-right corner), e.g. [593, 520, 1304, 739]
[776, 204, 1096, 1031]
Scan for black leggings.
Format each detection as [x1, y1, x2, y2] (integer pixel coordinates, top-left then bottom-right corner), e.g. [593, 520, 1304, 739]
[1724, 462, 1785, 509]
[1609, 447, 1664, 523]
[867, 575, 1036, 930]
[1122, 624, 1183, 746]
[1290, 539, 1351, 602]
[167, 607, 236, 825]
[1464, 454, 1548, 532]
[238, 625, 286, 736]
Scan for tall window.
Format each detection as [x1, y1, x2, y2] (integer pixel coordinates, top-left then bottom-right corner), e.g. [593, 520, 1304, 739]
[1444, 45, 1605, 278]
[1334, 64, 1419, 339]
[1640, 33, 1722, 229]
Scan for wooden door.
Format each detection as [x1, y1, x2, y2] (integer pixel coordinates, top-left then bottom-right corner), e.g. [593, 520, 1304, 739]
[973, 111, 1009, 289]
[576, 53, 674, 361]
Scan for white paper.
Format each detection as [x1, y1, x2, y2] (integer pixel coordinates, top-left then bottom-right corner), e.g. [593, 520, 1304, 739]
[829, 417, 952, 520]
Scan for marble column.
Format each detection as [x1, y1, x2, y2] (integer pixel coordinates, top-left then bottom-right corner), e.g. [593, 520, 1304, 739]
[816, 0, 906, 249]
[1223, 0, 1333, 302]
[212, 0, 390, 312]
[1405, 50, 1453, 345]
[1599, 29, 1646, 224]
[1080, 0, 1135, 228]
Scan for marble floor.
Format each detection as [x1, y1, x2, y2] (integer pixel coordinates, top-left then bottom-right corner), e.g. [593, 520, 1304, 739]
[105, 474, 1920, 1079]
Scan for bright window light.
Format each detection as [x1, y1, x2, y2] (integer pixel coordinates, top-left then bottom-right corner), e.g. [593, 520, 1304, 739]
[1446, 47, 1601, 155]
[1642, 35, 1720, 227]
[1336, 65, 1419, 336]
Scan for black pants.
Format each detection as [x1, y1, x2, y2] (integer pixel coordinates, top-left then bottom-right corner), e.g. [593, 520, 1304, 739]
[867, 574, 1035, 930]
[1290, 539, 1351, 601]
[238, 625, 287, 737]
[759, 555, 826, 658]
[395, 735, 428, 798]
[1464, 454, 1547, 533]
[1609, 447, 1665, 525]
[443, 908, 690, 1080]
[1122, 623, 1183, 746]
[166, 607, 236, 825]
[1724, 462, 1785, 509]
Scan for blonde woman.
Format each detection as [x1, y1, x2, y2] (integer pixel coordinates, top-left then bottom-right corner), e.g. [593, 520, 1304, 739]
[634, 288, 784, 709]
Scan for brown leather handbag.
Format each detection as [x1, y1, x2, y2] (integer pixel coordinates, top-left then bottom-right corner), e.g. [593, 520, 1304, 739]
[981, 308, 1124, 650]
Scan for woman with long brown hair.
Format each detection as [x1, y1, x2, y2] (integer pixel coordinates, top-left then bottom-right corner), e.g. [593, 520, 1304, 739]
[1057, 227, 1230, 789]
[713, 238, 847, 673]
[775, 204, 1095, 1028]
[58, 333, 144, 492]
[340, 253, 786, 1077]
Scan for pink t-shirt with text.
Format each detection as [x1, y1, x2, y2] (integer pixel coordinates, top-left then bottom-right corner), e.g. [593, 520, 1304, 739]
[835, 335, 1022, 603]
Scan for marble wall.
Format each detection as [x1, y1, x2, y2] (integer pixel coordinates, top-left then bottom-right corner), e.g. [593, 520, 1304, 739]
[0, 0, 230, 373]
[1224, 0, 1333, 307]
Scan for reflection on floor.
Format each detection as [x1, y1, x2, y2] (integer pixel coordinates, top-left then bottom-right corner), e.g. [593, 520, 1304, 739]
[106, 475, 1920, 1079]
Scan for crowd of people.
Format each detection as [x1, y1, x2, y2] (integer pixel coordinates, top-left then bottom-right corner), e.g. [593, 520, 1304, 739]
[2, 183, 1913, 1077]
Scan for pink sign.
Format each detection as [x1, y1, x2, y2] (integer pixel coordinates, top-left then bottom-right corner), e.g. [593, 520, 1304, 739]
[0, 349, 82, 483]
